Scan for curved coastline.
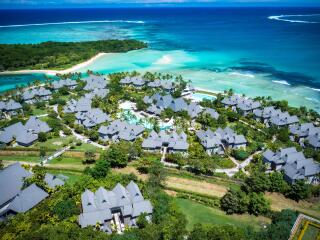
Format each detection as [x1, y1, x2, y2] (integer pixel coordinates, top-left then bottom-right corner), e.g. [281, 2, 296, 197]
[0, 52, 109, 76]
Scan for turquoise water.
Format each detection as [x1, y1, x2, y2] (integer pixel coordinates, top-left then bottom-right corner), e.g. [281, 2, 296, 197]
[0, 8, 319, 111]
[121, 109, 171, 130]
[192, 93, 216, 102]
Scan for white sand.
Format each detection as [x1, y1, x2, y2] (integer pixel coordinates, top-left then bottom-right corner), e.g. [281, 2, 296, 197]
[0, 52, 108, 76]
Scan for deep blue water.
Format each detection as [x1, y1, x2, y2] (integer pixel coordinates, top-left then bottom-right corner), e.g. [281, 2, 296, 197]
[0, 8, 319, 109]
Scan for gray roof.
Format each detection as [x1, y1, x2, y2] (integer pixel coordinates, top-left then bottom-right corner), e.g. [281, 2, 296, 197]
[6, 184, 48, 213]
[76, 108, 110, 128]
[52, 79, 78, 89]
[187, 102, 203, 118]
[78, 181, 152, 229]
[270, 111, 299, 126]
[253, 106, 279, 119]
[25, 116, 51, 133]
[120, 76, 145, 87]
[142, 130, 188, 151]
[64, 97, 92, 113]
[263, 147, 320, 182]
[98, 120, 145, 142]
[289, 123, 320, 138]
[83, 75, 107, 90]
[0, 162, 32, 207]
[203, 108, 219, 119]
[306, 133, 320, 148]
[44, 173, 65, 189]
[1, 100, 22, 111]
[169, 98, 188, 112]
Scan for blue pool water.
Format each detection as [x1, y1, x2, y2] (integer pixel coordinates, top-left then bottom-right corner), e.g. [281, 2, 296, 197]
[0, 8, 319, 111]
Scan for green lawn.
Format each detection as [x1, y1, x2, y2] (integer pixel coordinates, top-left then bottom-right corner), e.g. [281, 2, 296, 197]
[31, 107, 48, 116]
[175, 198, 270, 231]
[1, 155, 41, 163]
[46, 169, 83, 185]
[72, 143, 100, 152]
[35, 136, 75, 151]
[213, 157, 236, 169]
[50, 156, 83, 165]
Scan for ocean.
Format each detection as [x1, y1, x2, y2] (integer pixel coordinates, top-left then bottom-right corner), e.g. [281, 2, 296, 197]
[0, 7, 319, 111]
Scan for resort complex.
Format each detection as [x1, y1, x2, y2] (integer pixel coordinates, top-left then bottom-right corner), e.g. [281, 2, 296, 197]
[0, 70, 319, 240]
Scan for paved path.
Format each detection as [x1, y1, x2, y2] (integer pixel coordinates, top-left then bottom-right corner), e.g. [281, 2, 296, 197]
[160, 147, 179, 167]
[53, 105, 107, 150]
[42, 145, 71, 164]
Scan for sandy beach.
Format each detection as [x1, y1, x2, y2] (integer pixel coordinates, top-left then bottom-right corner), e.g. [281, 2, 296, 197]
[0, 52, 108, 76]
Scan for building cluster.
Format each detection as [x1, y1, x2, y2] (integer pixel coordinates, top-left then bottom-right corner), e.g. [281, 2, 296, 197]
[263, 147, 320, 184]
[144, 93, 219, 120]
[21, 87, 52, 103]
[83, 75, 107, 91]
[142, 130, 189, 153]
[289, 123, 320, 150]
[98, 120, 145, 142]
[51, 78, 78, 90]
[0, 100, 22, 118]
[64, 97, 110, 128]
[79, 181, 153, 233]
[221, 95, 261, 116]
[0, 116, 51, 146]
[196, 127, 247, 155]
[0, 163, 65, 221]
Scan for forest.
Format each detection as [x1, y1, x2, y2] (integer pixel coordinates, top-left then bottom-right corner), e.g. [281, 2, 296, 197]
[0, 40, 147, 71]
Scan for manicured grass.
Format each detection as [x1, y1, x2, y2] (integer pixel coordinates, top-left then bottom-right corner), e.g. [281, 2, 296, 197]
[213, 157, 236, 169]
[72, 143, 100, 152]
[46, 169, 83, 185]
[175, 198, 270, 231]
[50, 156, 83, 165]
[1, 155, 41, 163]
[35, 136, 75, 151]
[31, 107, 48, 116]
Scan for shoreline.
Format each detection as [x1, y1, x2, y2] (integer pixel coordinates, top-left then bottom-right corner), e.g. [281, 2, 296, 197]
[0, 52, 108, 76]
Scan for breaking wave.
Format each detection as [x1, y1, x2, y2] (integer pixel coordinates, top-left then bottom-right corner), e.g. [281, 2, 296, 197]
[0, 20, 145, 28]
[268, 14, 320, 24]
[272, 80, 291, 86]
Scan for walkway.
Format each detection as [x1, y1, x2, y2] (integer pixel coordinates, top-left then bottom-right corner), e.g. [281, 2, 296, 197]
[42, 145, 71, 164]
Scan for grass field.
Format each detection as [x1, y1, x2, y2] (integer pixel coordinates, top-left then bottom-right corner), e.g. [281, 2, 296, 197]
[175, 198, 270, 231]
[302, 224, 320, 240]
[1, 155, 41, 163]
[46, 169, 83, 184]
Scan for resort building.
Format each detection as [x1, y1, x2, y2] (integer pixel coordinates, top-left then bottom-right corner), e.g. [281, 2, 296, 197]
[0, 117, 51, 146]
[186, 102, 203, 119]
[0, 100, 23, 117]
[306, 133, 320, 150]
[253, 106, 280, 123]
[78, 181, 153, 233]
[21, 87, 52, 103]
[270, 111, 299, 128]
[142, 130, 189, 153]
[85, 88, 109, 99]
[221, 95, 261, 115]
[75, 108, 111, 128]
[52, 79, 78, 90]
[289, 123, 320, 147]
[202, 108, 220, 120]
[98, 120, 145, 142]
[83, 75, 107, 91]
[262, 147, 320, 184]
[120, 76, 146, 88]
[44, 173, 65, 189]
[196, 127, 247, 155]
[0, 163, 49, 221]
[63, 97, 92, 113]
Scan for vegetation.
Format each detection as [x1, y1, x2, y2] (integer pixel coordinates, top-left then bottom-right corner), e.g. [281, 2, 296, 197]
[0, 40, 147, 71]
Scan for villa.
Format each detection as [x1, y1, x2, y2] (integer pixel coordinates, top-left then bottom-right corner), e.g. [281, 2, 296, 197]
[98, 120, 145, 142]
[270, 111, 299, 128]
[253, 106, 280, 123]
[221, 95, 261, 115]
[196, 129, 224, 155]
[0, 117, 51, 146]
[263, 147, 320, 184]
[75, 108, 111, 128]
[202, 108, 220, 120]
[120, 76, 146, 88]
[83, 75, 107, 91]
[44, 173, 65, 189]
[306, 133, 320, 150]
[187, 102, 203, 119]
[63, 97, 92, 113]
[196, 127, 247, 155]
[52, 79, 78, 90]
[289, 123, 320, 147]
[21, 87, 52, 103]
[78, 181, 153, 233]
[142, 130, 189, 153]
[0, 100, 23, 117]
[0, 163, 49, 221]
[85, 88, 109, 99]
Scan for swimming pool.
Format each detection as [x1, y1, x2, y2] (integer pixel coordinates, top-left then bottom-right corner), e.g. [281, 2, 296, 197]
[120, 110, 172, 130]
[192, 93, 216, 102]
